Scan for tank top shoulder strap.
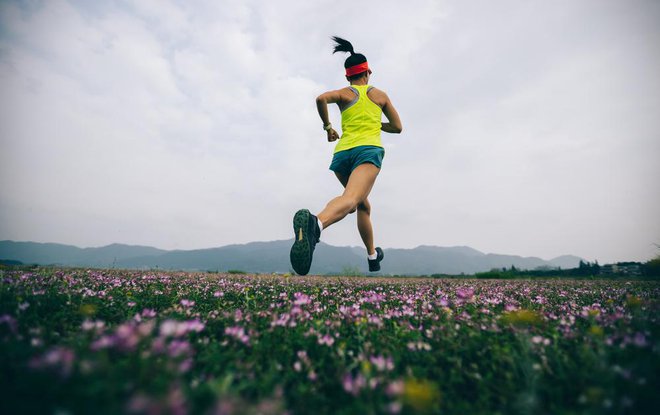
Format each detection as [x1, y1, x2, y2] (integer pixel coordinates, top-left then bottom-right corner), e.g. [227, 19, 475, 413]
[342, 86, 360, 112]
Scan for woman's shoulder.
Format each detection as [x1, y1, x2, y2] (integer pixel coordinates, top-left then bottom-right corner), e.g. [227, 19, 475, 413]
[366, 85, 387, 95]
[339, 86, 358, 94]
[339, 86, 360, 101]
[366, 86, 389, 107]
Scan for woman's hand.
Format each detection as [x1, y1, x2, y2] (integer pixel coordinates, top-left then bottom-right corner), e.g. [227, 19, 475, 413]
[327, 128, 339, 142]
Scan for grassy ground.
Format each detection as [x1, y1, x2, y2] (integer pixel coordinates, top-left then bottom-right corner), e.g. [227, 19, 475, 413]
[1, 268, 658, 414]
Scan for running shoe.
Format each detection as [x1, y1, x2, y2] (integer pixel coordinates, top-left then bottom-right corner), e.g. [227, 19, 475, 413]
[290, 209, 321, 275]
[368, 247, 384, 272]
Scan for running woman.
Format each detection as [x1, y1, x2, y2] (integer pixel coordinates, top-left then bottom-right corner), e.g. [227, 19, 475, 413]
[290, 36, 402, 276]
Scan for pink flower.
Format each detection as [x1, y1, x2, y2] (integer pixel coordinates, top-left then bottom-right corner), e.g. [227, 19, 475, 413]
[91, 335, 114, 350]
[224, 326, 250, 345]
[293, 292, 311, 306]
[114, 322, 140, 351]
[632, 332, 648, 347]
[29, 346, 75, 378]
[386, 380, 404, 397]
[141, 309, 157, 318]
[167, 340, 191, 358]
[456, 288, 474, 300]
[137, 320, 155, 337]
[318, 334, 335, 346]
[184, 320, 205, 333]
[82, 319, 105, 331]
[167, 383, 188, 415]
[388, 402, 402, 414]
[178, 358, 193, 373]
[160, 319, 205, 338]
[180, 299, 195, 308]
[160, 320, 183, 337]
[342, 373, 366, 396]
[369, 355, 394, 371]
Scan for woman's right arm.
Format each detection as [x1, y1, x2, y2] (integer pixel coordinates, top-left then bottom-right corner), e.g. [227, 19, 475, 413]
[316, 90, 344, 141]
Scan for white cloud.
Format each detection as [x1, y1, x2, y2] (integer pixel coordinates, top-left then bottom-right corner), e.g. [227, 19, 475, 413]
[1, 0, 658, 263]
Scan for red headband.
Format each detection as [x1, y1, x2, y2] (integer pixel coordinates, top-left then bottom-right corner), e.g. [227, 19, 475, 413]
[345, 61, 370, 77]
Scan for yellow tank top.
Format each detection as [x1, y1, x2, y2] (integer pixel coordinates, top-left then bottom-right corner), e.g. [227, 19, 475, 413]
[334, 85, 383, 153]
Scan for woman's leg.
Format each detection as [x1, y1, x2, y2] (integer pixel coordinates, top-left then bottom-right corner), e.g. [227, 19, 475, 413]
[317, 163, 380, 232]
[356, 198, 376, 256]
[328, 170, 377, 256]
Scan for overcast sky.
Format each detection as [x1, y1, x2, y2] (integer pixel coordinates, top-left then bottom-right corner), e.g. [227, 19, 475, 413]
[1, 0, 659, 264]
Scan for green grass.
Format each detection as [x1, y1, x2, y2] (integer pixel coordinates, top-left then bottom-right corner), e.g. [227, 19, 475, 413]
[1, 268, 658, 414]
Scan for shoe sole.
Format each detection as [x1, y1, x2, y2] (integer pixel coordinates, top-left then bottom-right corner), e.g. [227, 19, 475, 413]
[290, 209, 313, 275]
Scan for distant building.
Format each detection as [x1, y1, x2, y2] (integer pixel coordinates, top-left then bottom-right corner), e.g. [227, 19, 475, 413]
[600, 262, 642, 277]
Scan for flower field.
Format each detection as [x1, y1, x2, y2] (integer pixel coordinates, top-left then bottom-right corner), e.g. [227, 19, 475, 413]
[1, 269, 658, 414]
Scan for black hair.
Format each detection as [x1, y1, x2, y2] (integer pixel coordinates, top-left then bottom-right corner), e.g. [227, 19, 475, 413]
[331, 36, 368, 80]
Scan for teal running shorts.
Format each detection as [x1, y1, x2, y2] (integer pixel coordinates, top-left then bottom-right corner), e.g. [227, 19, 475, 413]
[329, 145, 385, 177]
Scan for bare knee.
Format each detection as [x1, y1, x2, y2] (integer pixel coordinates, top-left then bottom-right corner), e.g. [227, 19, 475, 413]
[357, 200, 371, 215]
[344, 195, 362, 215]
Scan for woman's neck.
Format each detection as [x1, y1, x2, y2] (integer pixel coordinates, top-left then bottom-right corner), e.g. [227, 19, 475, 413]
[350, 78, 368, 86]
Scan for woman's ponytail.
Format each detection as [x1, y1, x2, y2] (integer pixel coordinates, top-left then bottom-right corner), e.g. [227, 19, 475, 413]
[331, 36, 355, 55]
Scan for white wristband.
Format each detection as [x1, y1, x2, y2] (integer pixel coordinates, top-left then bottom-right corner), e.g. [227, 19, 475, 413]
[323, 123, 332, 131]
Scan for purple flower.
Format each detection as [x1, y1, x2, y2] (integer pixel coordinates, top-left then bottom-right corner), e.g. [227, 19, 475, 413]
[317, 334, 335, 346]
[342, 373, 366, 396]
[167, 339, 191, 358]
[531, 336, 550, 346]
[369, 355, 394, 371]
[29, 346, 75, 378]
[632, 332, 648, 347]
[504, 304, 518, 312]
[224, 326, 250, 345]
[361, 290, 386, 304]
[167, 383, 188, 415]
[386, 379, 404, 397]
[456, 287, 474, 300]
[114, 322, 140, 351]
[137, 320, 156, 337]
[141, 308, 157, 318]
[388, 401, 403, 414]
[81, 319, 105, 332]
[178, 358, 193, 373]
[91, 335, 114, 350]
[160, 319, 205, 338]
[293, 292, 311, 306]
[185, 319, 205, 333]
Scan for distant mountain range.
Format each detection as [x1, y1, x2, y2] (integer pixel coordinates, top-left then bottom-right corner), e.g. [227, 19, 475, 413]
[0, 240, 583, 275]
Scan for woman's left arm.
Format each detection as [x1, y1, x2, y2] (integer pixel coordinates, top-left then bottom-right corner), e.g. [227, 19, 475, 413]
[380, 92, 402, 134]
